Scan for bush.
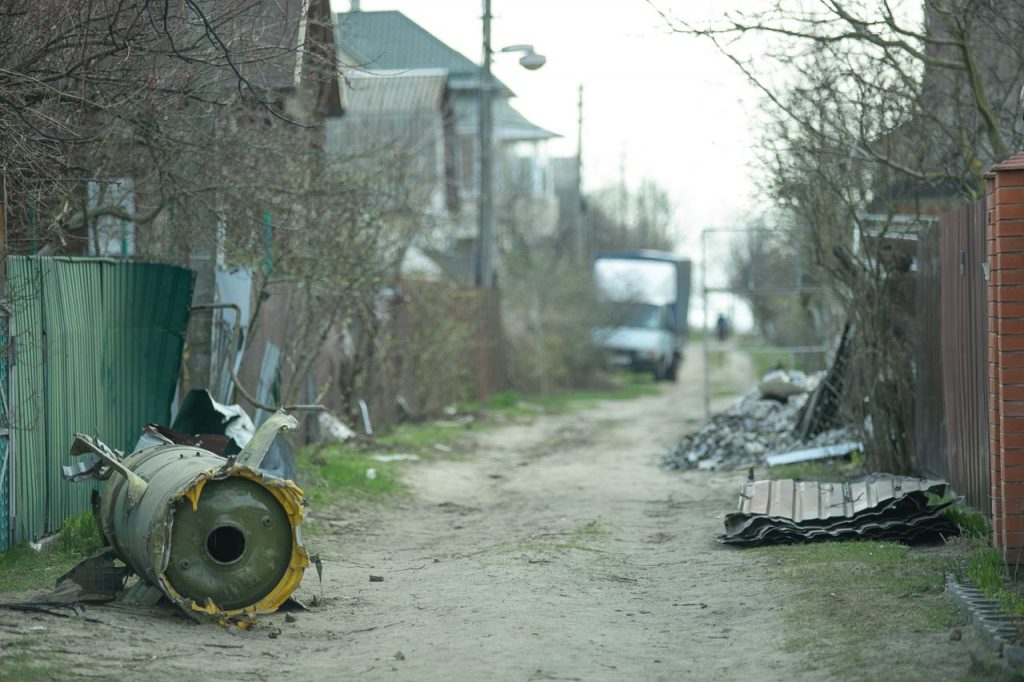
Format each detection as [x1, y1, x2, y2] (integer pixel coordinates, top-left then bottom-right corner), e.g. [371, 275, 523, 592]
[502, 255, 613, 394]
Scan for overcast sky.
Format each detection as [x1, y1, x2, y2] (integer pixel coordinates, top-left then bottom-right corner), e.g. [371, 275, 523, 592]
[330, 0, 768, 255]
[329, 0, 773, 327]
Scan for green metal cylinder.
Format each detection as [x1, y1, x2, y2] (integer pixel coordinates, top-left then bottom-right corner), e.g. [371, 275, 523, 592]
[96, 438, 308, 624]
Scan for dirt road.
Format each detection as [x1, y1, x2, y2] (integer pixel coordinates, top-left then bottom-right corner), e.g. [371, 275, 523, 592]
[0, 352, 987, 681]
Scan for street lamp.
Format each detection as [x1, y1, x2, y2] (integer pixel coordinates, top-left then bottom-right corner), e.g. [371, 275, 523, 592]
[501, 44, 546, 70]
[476, 2, 546, 288]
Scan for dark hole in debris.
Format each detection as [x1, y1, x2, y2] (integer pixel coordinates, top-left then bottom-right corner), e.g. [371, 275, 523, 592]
[369, 575, 384, 582]
[207, 526, 246, 564]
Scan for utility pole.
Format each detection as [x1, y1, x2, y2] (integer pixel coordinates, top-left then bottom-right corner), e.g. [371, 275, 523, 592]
[574, 84, 584, 264]
[475, 5, 545, 285]
[476, 0, 495, 288]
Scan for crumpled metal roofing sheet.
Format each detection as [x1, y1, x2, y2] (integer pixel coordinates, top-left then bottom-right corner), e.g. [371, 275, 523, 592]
[719, 475, 957, 547]
[738, 475, 948, 522]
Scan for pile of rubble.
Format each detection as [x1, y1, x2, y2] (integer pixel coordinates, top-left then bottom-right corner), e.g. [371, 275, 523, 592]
[718, 475, 960, 547]
[664, 370, 855, 471]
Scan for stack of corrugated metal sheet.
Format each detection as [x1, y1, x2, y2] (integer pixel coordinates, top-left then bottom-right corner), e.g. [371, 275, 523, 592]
[719, 475, 961, 547]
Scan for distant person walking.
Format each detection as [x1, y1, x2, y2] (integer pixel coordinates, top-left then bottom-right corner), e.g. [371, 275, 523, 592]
[715, 313, 730, 342]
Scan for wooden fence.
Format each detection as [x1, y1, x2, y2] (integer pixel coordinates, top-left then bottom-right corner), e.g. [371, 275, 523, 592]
[915, 199, 990, 514]
[237, 279, 506, 438]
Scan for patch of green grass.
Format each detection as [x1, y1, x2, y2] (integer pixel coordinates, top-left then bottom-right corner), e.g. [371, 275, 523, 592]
[457, 373, 660, 419]
[298, 372, 659, 512]
[59, 508, 104, 554]
[464, 369, 663, 417]
[528, 374, 660, 413]
[0, 511, 104, 593]
[297, 444, 405, 508]
[486, 390, 519, 410]
[762, 457, 866, 482]
[375, 421, 473, 455]
[0, 639, 61, 681]
[945, 505, 991, 541]
[952, 543, 1024, 617]
[759, 540, 966, 675]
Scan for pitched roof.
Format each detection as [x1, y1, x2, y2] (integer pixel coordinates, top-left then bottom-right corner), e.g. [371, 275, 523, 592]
[334, 10, 557, 140]
[343, 69, 447, 113]
[451, 93, 558, 141]
[334, 10, 505, 90]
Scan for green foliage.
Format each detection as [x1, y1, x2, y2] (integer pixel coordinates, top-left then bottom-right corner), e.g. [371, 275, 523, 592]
[502, 252, 618, 394]
[297, 445, 404, 508]
[944, 505, 991, 541]
[59, 509, 103, 555]
[375, 421, 474, 455]
[0, 511, 104, 593]
[952, 543, 1024, 618]
[486, 390, 519, 410]
[944, 507, 1024, 618]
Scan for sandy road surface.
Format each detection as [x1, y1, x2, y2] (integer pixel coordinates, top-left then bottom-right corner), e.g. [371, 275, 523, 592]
[0, 352, 981, 681]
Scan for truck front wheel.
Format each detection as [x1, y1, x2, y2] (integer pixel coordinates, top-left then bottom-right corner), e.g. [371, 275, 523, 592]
[666, 354, 680, 382]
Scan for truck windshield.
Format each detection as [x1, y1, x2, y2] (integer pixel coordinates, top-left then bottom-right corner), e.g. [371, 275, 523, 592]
[610, 303, 662, 330]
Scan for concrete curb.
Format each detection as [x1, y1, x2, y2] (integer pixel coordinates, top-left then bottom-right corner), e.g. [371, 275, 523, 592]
[946, 575, 1024, 666]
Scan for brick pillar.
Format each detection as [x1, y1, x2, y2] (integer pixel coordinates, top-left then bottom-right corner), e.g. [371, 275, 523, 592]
[988, 172, 1003, 549]
[987, 150, 1024, 560]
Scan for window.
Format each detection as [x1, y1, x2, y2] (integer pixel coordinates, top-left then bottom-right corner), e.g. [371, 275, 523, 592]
[86, 179, 136, 257]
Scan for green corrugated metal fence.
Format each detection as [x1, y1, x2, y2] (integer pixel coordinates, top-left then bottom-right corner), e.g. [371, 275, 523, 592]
[0, 309, 10, 551]
[7, 257, 194, 544]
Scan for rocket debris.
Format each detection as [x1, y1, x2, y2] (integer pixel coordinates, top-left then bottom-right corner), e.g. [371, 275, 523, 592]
[63, 410, 309, 626]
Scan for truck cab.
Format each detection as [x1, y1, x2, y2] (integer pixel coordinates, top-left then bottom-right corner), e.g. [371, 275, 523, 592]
[592, 251, 691, 381]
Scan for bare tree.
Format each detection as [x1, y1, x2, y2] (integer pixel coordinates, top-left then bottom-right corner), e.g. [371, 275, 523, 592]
[2, 1, 424, 411]
[654, 0, 1024, 197]
[0, 0, 334, 256]
[653, 0, 1024, 471]
[587, 179, 676, 253]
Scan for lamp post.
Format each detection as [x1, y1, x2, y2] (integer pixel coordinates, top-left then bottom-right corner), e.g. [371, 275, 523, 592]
[476, 0, 545, 288]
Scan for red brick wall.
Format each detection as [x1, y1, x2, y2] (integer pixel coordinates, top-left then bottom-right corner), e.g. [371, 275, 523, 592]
[986, 151, 1024, 559]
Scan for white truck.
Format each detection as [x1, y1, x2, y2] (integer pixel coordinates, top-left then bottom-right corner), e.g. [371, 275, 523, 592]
[593, 251, 691, 381]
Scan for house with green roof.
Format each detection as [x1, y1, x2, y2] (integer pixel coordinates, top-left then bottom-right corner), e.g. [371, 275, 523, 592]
[330, 8, 560, 283]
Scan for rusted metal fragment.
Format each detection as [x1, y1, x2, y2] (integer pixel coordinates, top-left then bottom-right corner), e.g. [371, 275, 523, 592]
[68, 434, 148, 506]
[49, 547, 129, 603]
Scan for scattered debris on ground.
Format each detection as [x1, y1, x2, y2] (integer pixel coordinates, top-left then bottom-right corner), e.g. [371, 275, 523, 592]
[56, 411, 310, 627]
[664, 369, 856, 470]
[763, 441, 862, 467]
[718, 474, 960, 547]
[318, 411, 357, 443]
